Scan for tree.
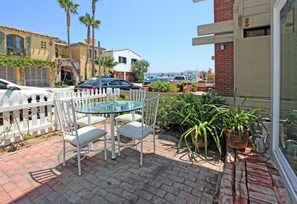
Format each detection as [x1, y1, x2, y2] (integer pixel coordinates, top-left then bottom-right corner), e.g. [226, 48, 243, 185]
[58, 0, 80, 84]
[99, 56, 118, 76]
[79, 13, 92, 79]
[91, 0, 99, 76]
[79, 13, 100, 79]
[131, 60, 150, 82]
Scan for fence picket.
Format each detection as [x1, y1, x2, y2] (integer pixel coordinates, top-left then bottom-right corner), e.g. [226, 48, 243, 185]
[0, 89, 118, 146]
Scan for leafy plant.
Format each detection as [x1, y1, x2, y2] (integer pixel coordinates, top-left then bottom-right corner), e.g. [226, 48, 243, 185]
[157, 97, 182, 131]
[149, 81, 178, 93]
[222, 88, 261, 141]
[175, 95, 227, 158]
[54, 81, 68, 88]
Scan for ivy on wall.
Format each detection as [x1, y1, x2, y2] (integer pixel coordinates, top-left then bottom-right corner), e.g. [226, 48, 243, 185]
[0, 56, 52, 70]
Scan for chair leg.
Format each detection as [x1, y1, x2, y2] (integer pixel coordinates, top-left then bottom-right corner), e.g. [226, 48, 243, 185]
[104, 133, 107, 160]
[153, 131, 156, 153]
[140, 139, 143, 166]
[62, 142, 65, 166]
[117, 133, 121, 156]
[77, 146, 81, 176]
[104, 121, 106, 131]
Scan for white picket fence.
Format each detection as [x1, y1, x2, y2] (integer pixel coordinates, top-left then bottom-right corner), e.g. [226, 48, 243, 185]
[0, 88, 119, 146]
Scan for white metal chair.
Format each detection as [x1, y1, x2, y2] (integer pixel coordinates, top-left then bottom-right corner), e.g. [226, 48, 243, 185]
[72, 91, 107, 130]
[116, 94, 160, 165]
[54, 98, 107, 176]
[115, 89, 146, 128]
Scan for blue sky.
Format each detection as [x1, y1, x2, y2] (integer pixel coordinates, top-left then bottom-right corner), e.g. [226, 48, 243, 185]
[0, 0, 214, 73]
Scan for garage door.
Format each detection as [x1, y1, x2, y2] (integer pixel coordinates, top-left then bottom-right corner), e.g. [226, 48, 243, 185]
[25, 67, 49, 87]
[0, 66, 16, 83]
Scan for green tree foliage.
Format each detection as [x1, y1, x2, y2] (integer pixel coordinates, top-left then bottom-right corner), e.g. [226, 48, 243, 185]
[98, 56, 118, 76]
[131, 60, 149, 82]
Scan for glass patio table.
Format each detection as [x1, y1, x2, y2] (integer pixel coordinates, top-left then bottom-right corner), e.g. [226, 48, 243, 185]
[75, 100, 143, 159]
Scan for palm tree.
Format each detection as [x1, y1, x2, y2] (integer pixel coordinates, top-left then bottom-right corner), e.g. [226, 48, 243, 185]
[91, 0, 99, 76]
[79, 13, 92, 79]
[58, 0, 80, 84]
[99, 56, 118, 76]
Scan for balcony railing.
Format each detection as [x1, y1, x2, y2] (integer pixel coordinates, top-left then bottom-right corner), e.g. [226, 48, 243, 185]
[6, 47, 26, 57]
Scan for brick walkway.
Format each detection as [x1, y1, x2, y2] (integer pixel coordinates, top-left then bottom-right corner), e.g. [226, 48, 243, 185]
[219, 147, 292, 204]
[0, 124, 224, 204]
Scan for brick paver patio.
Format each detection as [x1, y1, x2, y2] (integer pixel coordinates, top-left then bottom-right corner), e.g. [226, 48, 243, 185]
[0, 123, 293, 203]
[0, 123, 224, 204]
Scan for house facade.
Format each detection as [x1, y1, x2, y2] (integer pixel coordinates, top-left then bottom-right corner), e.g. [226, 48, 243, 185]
[104, 48, 141, 82]
[55, 41, 106, 84]
[193, 0, 297, 201]
[0, 25, 138, 86]
[0, 24, 57, 86]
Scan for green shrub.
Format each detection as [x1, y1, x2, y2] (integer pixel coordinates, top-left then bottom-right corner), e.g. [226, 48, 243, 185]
[54, 81, 68, 88]
[149, 81, 178, 93]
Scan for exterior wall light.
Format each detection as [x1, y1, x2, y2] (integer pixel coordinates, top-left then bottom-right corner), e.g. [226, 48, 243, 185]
[220, 44, 225, 50]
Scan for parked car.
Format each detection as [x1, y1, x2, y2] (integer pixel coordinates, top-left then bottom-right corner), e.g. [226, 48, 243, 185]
[78, 76, 112, 85]
[173, 76, 188, 82]
[0, 78, 52, 104]
[143, 77, 170, 86]
[74, 78, 141, 92]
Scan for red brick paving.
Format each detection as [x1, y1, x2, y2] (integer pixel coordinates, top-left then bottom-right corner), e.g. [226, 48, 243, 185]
[0, 124, 224, 204]
[219, 147, 292, 204]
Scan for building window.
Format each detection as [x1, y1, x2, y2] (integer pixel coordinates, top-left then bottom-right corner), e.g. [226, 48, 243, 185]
[6, 35, 24, 56]
[41, 41, 47, 49]
[244, 26, 271, 38]
[279, 0, 297, 175]
[131, 58, 137, 64]
[119, 56, 127, 64]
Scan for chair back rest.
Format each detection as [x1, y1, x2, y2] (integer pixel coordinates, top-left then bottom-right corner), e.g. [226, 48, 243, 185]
[54, 98, 79, 143]
[130, 89, 146, 102]
[141, 94, 160, 131]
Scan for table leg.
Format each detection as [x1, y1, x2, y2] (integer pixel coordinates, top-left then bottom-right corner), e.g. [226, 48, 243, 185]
[110, 113, 116, 159]
[88, 114, 94, 150]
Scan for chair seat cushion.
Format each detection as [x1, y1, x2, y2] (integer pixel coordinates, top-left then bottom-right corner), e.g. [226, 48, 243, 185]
[77, 116, 106, 126]
[115, 113, 142, 122]
[65, 126, 107, 146]
[117, 121, 153, 140]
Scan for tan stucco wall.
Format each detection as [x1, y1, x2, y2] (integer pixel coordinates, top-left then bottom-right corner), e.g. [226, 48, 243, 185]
[30, 36, 55, 61]
[234, 36, 271, 98]
[0, 28, 56, 62]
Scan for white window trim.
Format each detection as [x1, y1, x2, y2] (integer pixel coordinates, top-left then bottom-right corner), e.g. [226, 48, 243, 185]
[272, 0, 297, 201]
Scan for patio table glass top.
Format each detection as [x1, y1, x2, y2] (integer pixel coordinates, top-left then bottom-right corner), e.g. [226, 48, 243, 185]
[75, 100, 143, 114]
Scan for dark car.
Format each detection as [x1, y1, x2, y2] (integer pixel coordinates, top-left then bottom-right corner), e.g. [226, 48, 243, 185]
[143, 77, 170, 86]
[74, 78, 141, 92]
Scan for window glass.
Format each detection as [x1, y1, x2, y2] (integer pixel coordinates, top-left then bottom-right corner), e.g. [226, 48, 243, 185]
[16, 37, 23, 49]
[120, 80, 131, 86]
[0, 81, 7, 89]
[6, 36, 14, 47]
[108, 80, 120, 85]
[279, 0, 297, 175]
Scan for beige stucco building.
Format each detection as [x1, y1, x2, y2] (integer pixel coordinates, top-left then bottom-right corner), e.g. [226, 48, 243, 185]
[0, 24, 57, 86]
[193, 0, 273, 99]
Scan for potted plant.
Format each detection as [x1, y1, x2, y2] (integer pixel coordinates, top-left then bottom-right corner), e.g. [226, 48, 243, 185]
[175, 93, 227, 158]
[192, 82, 198, 92]
[222, 89, 261, 149]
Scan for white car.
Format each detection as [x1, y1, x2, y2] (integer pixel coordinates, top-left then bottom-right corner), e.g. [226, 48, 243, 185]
[0, 78, 53, 105]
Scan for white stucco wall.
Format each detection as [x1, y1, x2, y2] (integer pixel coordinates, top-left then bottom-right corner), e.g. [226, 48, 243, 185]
[106, 49, 141, 72]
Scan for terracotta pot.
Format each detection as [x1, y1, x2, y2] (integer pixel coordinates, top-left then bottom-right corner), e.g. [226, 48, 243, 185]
[191, 131, 210, 148]
[224, 130, 249, 149]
